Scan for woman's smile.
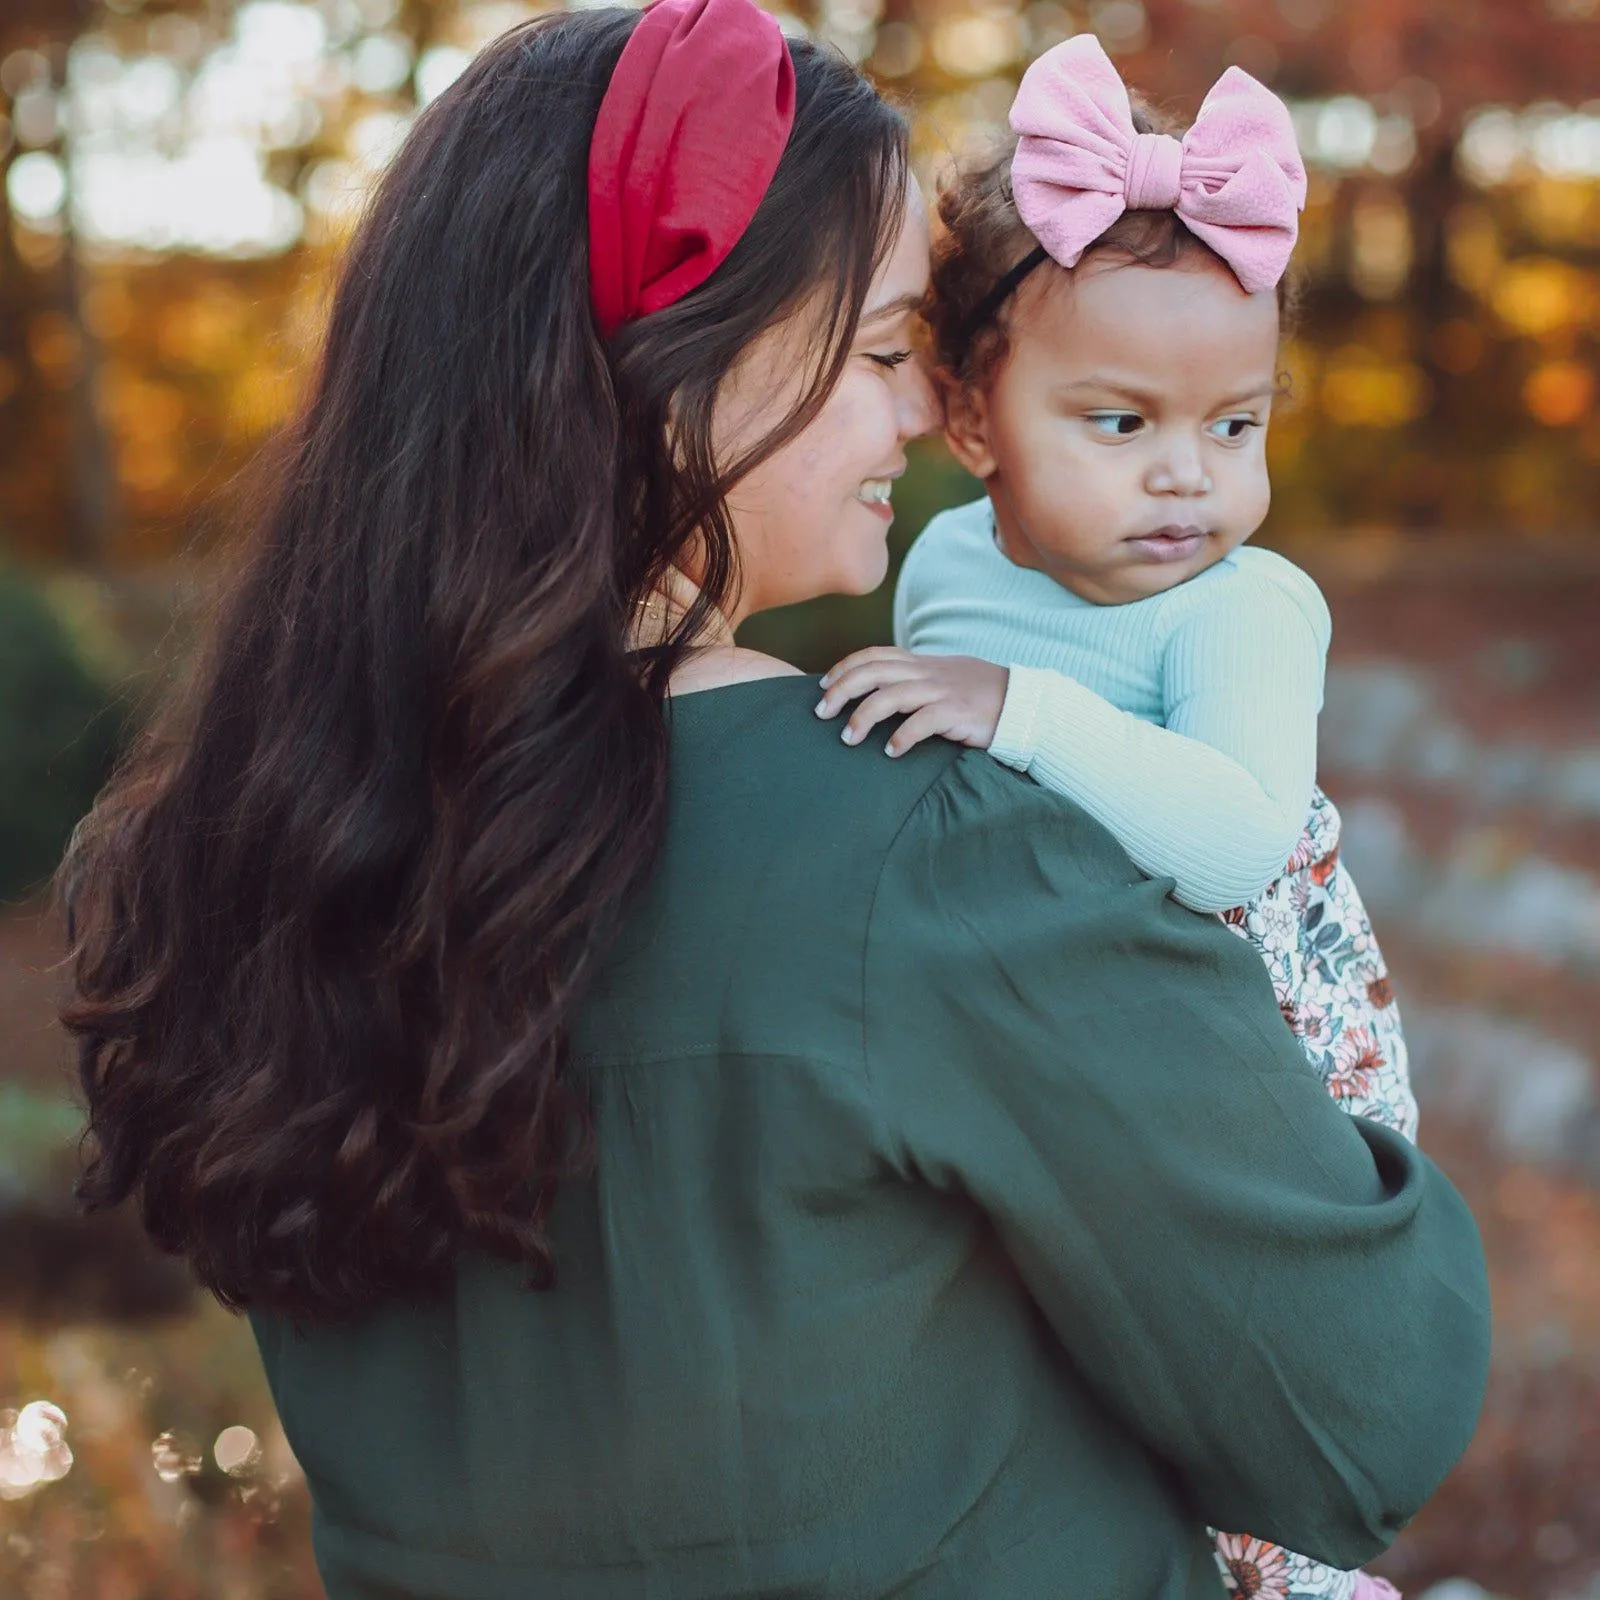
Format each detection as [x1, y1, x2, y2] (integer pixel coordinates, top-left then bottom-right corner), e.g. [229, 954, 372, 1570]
[855, 472, 903, 522]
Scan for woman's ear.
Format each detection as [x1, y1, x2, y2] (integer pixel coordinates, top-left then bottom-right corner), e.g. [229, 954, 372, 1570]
[941, 375, 998, 480]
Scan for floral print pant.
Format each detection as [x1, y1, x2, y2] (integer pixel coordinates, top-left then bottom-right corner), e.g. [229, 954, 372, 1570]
[1212, 789, 1417, 1600]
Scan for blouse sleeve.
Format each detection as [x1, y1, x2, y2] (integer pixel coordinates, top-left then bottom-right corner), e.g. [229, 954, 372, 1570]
[987, 566, 1329, 913]
[862, 753, 1489, 1569]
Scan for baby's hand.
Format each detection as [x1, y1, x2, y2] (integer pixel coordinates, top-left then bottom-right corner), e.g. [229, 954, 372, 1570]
[815, 648, 1008, 758]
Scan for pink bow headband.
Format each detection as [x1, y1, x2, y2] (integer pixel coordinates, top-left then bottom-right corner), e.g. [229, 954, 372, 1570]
[967, 35, 1306, 337]
[1011, 35, 1306, 291]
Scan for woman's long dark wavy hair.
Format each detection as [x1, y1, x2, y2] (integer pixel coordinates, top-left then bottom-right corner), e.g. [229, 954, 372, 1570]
[61, 10, 908, 1325]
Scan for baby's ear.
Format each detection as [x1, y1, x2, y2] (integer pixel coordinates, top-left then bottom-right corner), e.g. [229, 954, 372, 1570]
[941, 375, 998, 480]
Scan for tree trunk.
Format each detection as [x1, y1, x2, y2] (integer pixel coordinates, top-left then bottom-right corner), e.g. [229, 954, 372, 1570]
[1, 2, 118, 564]
[57, 203, 118, 565]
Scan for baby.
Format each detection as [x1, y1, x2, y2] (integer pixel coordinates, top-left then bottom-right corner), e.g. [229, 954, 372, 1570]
[816, 35, 1414, 1600]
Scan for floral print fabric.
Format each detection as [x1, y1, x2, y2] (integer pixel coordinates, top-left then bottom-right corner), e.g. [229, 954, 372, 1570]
[1221, 788, 1418, 1142]
[1214, 1532, 1402, 1600]
[1211, 788, 1418, 1600]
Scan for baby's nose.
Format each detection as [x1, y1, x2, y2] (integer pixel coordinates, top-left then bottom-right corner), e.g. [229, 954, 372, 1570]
[1147, 439, 1212, 496]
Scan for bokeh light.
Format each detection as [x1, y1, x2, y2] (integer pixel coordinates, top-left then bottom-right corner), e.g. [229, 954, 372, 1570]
[0, 1402, 73, 1501]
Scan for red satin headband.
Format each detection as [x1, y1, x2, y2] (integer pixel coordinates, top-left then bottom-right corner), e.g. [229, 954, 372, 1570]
[587, 0, 797, 340]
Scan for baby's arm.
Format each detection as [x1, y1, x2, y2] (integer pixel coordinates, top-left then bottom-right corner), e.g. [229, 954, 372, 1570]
[991, 570, 1328, 912]
[825, 563, 1329, 913]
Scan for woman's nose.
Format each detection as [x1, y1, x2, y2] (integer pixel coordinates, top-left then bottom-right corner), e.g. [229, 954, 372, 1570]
[1146, 435, 1213, 497]
[896, 355, 940, 442]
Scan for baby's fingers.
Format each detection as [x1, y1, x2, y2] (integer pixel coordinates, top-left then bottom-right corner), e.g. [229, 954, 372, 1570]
[839, 682, 936, 746]
[819, 646, 915, 692]
[884, 704, 957, 759]
[814, 659, 923, 721]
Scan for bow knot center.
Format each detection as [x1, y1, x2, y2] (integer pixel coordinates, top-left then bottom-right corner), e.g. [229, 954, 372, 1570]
[1124, 132, 1184, 211]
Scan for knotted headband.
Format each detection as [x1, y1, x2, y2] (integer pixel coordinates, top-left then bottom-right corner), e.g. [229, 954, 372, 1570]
[588, 0, 796, 339]
[1010, 34, 1307, 294]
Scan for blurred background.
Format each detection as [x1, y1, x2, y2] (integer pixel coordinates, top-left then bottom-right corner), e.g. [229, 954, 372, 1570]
[1, 0, 1598, 1595]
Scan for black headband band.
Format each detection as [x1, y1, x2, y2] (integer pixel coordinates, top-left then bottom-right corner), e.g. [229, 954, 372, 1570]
[959, 243, 1050, 348]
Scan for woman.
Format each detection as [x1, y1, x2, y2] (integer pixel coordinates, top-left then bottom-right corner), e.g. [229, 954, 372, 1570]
[63, 4, 1489, 1596]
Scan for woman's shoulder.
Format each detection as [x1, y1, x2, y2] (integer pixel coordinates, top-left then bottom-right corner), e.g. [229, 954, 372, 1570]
[870, 742, 1149, 919]
[668, 646, 805, 695]
[593, 682, 1132, 1072]
[664, 675, 967, 870]
[666, 676, 1131, 888]
[655, 684, 1151, 1067]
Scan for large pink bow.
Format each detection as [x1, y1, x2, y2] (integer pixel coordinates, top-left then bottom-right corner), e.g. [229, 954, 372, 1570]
[1009, 35, 1307, 294]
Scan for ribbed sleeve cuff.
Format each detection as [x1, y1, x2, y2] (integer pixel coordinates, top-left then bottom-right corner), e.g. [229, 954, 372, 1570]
[988, 664, 1048, 770]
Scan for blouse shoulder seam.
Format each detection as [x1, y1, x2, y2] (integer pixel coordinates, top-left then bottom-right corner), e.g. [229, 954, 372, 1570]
[570, 1045, 867, 1076]
[857, 746, 971, 1105]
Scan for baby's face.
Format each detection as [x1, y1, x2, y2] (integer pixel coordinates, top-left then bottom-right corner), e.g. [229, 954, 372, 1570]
[946, 252, 1281, 606]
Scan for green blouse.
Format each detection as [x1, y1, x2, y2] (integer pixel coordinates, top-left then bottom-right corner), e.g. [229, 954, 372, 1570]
[251, 674, 1490, 1600]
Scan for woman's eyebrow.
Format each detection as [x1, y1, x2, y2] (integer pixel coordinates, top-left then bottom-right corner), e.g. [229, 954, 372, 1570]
[859, 291, 923, 328]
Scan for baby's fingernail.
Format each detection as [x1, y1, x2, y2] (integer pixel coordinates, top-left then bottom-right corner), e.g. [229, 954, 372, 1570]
[886, 742, 902, 758]
[818, 672, 834, 688]
[813, 699, 830, 718]
[841, 726, 859, 745]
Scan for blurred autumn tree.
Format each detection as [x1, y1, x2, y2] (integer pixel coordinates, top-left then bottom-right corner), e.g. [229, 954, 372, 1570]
[1, 0, 1599, 565]
[875, 0, 1600, 534]
[2, 0, 108, 563]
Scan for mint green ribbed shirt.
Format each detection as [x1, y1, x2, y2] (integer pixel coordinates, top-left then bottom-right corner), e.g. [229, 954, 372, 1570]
[895, 496, 1332, 914]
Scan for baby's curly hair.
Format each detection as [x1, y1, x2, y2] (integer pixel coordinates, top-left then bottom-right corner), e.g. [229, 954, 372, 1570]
[926, 96, 1301, 391]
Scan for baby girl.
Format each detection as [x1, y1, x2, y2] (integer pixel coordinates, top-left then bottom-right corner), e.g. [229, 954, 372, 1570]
[816, 35, 1415, 1600]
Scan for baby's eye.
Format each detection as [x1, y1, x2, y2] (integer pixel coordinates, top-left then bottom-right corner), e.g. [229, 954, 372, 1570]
[1208, 415, 1262, 443]
[1086, 411, 1143, 438]
[866, 350, 913, 370]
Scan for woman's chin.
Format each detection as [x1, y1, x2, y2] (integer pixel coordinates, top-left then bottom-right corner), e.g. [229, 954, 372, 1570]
[841, 527, 893, 595]
[780, 523, 891, 605]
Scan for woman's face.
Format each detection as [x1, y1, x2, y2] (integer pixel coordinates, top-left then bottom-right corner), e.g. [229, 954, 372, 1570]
[712, 180, 938, 623]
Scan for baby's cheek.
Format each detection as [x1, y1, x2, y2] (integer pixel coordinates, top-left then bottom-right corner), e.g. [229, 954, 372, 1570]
[1024, 436, 1114, 526]
[1017, 413, 1090, 489]
[1235, 455, 1273, 531]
